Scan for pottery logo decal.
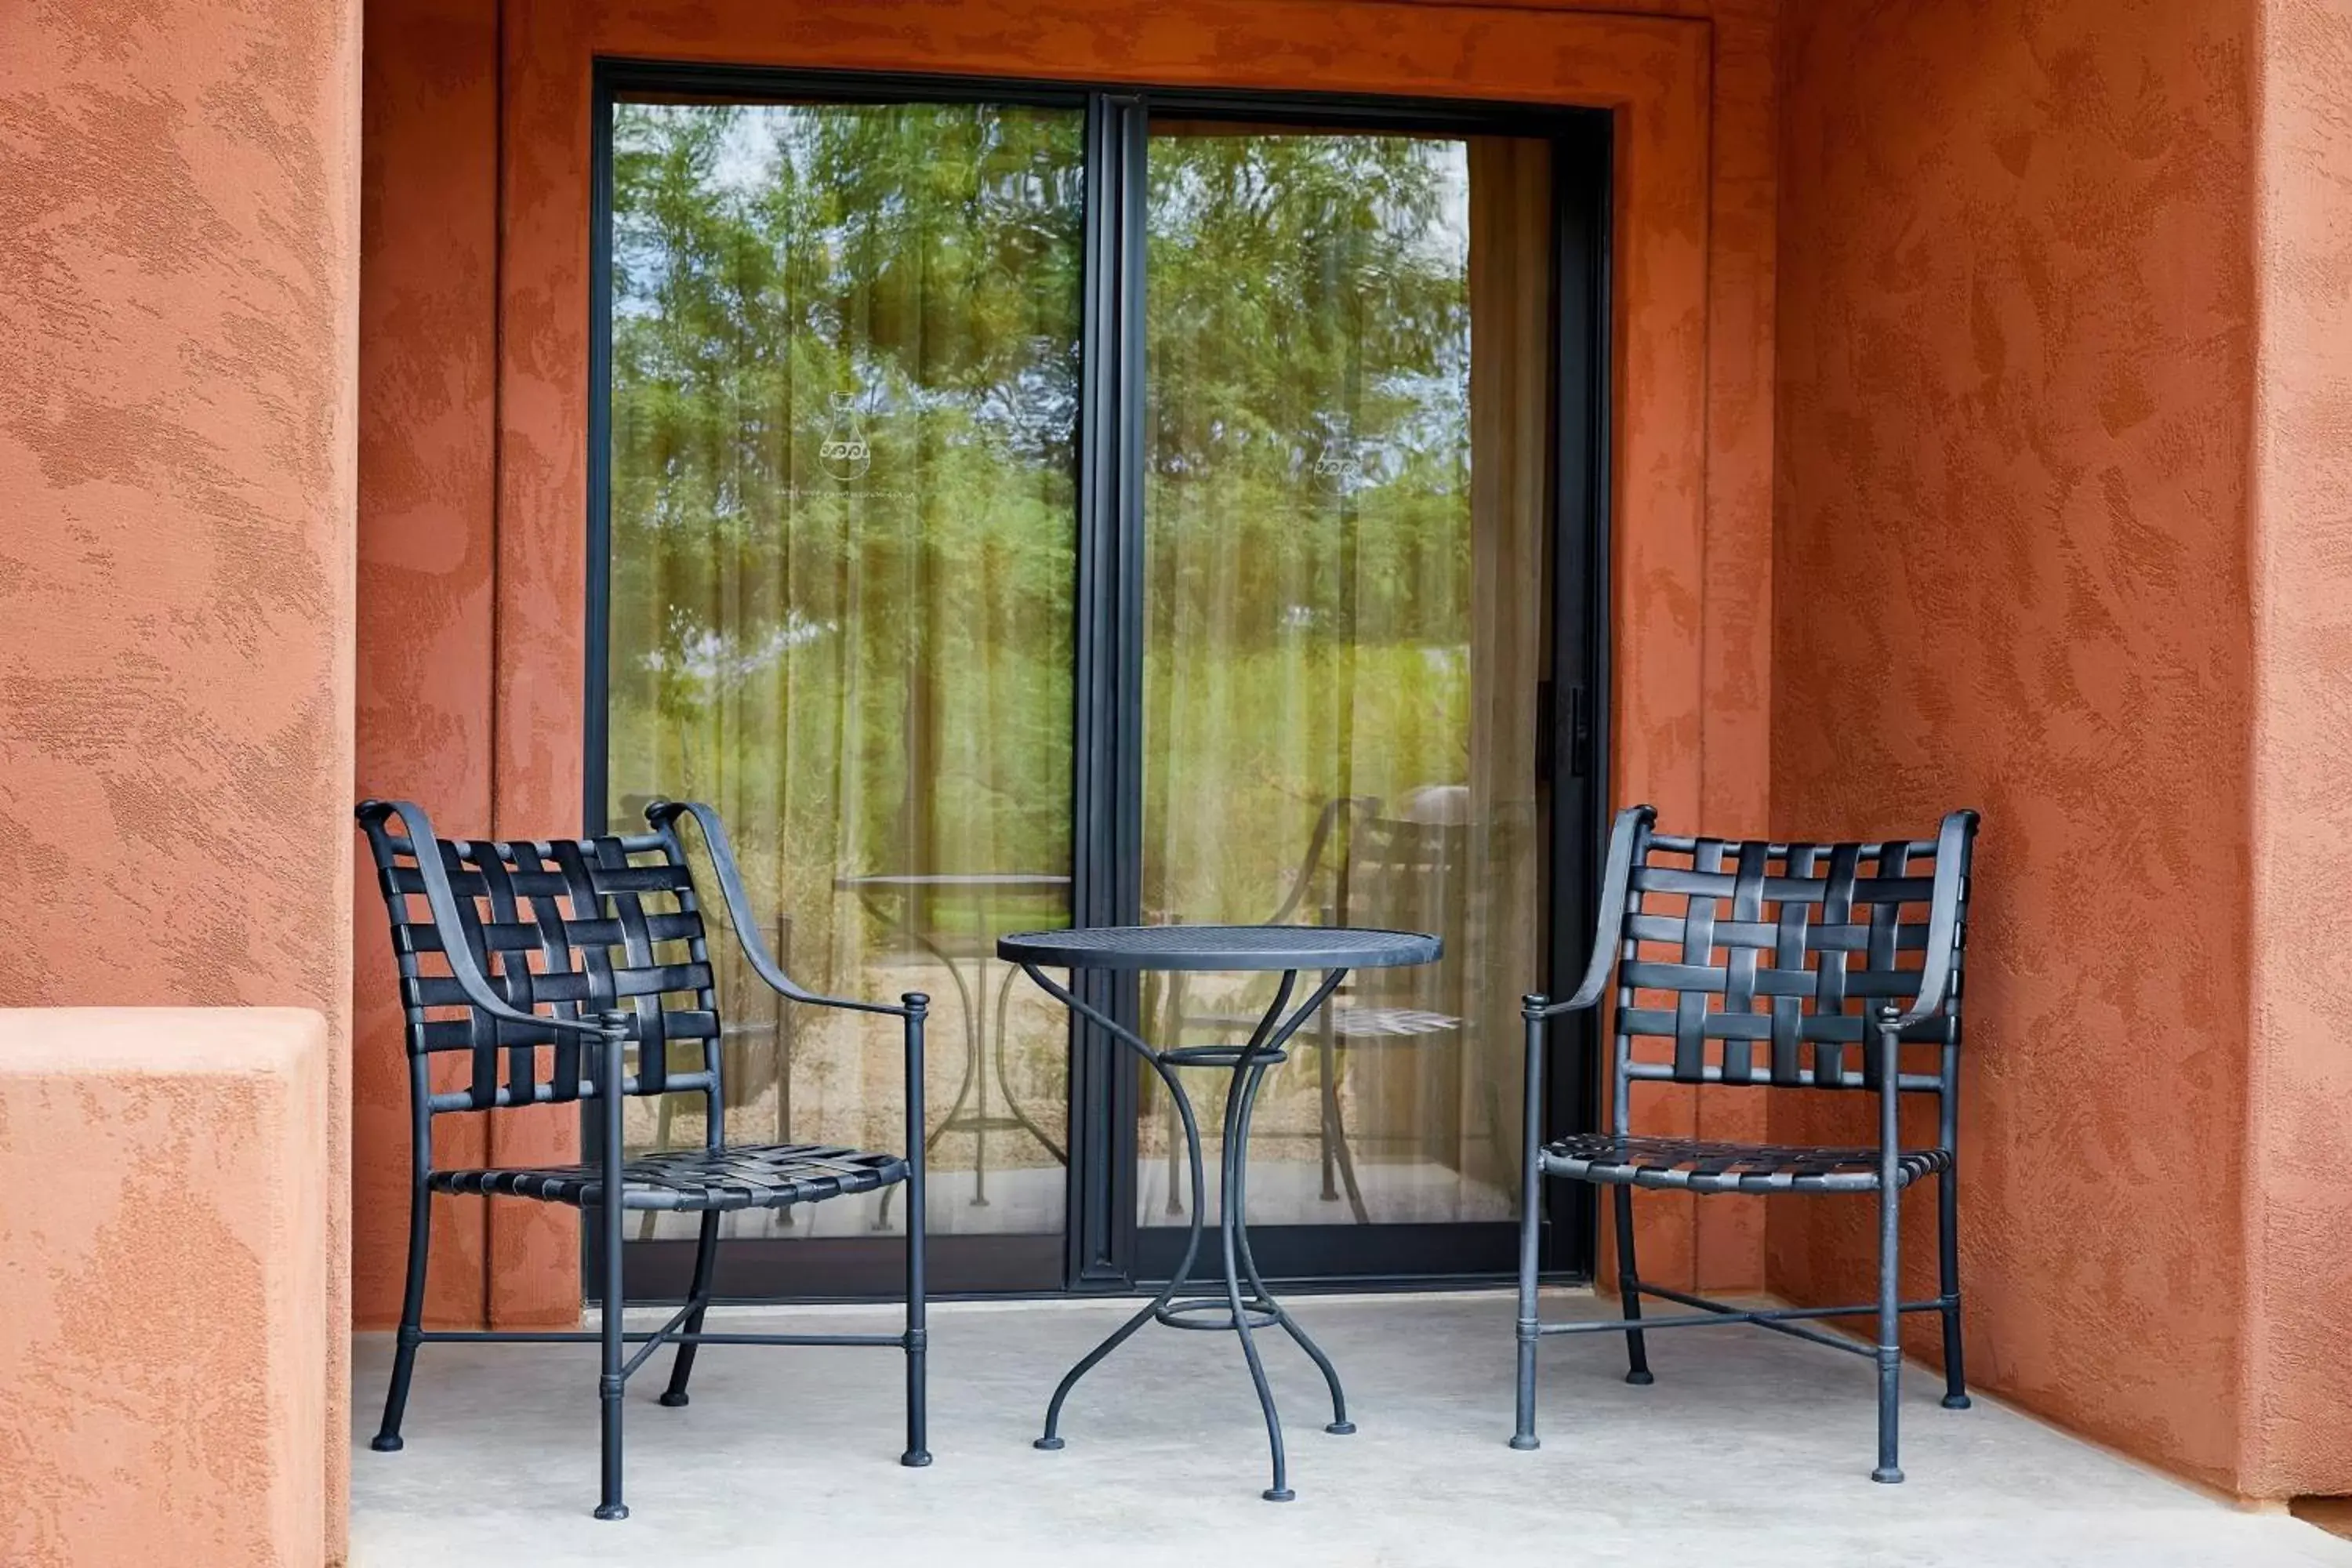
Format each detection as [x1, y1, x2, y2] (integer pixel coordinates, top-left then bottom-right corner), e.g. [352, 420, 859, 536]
[819, 391, 873, 481]
[1311, 436, 1363, 495]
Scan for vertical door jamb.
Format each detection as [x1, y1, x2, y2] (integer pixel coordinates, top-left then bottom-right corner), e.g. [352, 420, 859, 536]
[1541, 111, 1613, 1282]
[1067, 91, 1150, 1291]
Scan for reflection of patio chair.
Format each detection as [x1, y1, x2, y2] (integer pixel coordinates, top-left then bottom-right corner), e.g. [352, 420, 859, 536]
[358, 798, 931, 1520]
[1163, 793, 1480, 1225]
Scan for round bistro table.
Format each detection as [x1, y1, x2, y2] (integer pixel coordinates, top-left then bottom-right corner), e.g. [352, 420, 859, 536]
[996, 923, 1442, 1501]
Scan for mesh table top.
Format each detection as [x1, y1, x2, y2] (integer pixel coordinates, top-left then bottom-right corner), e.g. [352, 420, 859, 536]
[996, 924, 1441, 972]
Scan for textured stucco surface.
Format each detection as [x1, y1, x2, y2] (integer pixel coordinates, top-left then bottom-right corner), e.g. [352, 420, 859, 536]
[350, 0, 1779, 1325]
[354, 0, 499, 1332]
[0, 0, 361, 1545]
[2244, 0, 2352, 1500]
[1767, 0, 2317, 1497]
[0, 1009, 328, 1567]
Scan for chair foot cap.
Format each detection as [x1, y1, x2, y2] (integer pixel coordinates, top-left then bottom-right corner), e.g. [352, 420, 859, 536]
[1941, 1394, 1973, 1410]
[1034, 1436, 1065, 1451]
[1508, 1435, 1541, 1451]
[1624, 1370, 1655, 1386]
[369, 1434, 405, 1454]
[1263, 1489, 1295, 1503]
[659, 1391, 690, 1408]
[901, 1450, 933, 1468]
[1871, 1468, 1904, 1486]
[594, 1504, 631, 1521]
[1325, 1421, 1356, 1436]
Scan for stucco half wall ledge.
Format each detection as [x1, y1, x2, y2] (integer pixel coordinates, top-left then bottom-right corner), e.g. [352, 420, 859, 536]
[0, 1008, 331, 1568]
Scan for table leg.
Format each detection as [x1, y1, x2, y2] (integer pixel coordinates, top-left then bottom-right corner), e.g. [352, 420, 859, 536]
[1232, 1054, 1353, 1434]
[1220, 1052, 1292, 1501]
[1018, 960, 1350, 1500]
[1036, 1054, 1209, 1450]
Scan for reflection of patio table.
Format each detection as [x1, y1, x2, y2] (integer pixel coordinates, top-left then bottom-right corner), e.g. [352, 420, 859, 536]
[1000, 924, 1442, 1502]
[837, 873, 1073, 1217]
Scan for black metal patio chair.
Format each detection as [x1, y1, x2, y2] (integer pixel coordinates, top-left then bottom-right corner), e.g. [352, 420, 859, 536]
[1512, 804, 1978, 1483]
[358, 798, 931, 1521]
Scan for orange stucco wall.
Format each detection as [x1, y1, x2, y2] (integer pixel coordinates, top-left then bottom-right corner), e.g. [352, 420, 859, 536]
[1, 1011, 329, 1567]
[356, 0, 499, 1334]
[1770, 0, 2352, 1499]
[2243, 0, 2352, 1500]
[0, 0, 361, 1552]
[352, 0, 1783, 1327]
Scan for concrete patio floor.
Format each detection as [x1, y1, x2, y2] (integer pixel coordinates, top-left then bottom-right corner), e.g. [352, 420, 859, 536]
[351, 1290, 2352, 1567]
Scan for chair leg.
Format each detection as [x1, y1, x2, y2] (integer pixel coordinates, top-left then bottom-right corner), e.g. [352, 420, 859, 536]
[1937, 1166, 1969, 1410]
[902, 1215, 931, 1468]
[595, 1023, 631, 1523]
[902, 997, 931, 1468]
[659, 1210, 721, 1408]
[1511, 1008, 1545, 1450]
[597, 1201, 629, 1521]
[1612, 1185, 1653, 1385]
[371, 1180, 432, 1452]
[1873, 1173, 1904, 1483]
[1871, 1007, 1906, 1485]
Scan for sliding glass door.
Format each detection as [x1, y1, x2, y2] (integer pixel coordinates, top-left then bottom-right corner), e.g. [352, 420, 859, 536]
[593, 70, 1607, 1300]
[1134, 122, 1559, 1281]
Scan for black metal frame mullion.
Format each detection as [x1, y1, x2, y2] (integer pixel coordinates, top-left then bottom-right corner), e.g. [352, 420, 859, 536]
[583, 61, 619, 1304]
[1067, 91, 1149, 1293]
[1538, 109, 1614, 1283]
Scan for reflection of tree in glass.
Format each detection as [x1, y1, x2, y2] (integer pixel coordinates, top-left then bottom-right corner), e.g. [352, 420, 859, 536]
[608, 100, 1083, 935]
[1143, 130, 1479, 926]
[1146, 132, 1471, 648]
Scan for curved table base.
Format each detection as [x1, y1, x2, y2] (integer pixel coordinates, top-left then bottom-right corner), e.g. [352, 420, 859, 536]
[1018, 964, 1355, 1501]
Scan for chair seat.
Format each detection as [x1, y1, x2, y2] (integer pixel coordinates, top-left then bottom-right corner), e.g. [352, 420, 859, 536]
[1541, 1134, 1951, 1194]
[429, 1142, 908, 1212]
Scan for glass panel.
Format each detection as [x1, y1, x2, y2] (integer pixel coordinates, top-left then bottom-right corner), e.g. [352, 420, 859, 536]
[1139, 126, 1552, 1229]
[605, 98, 1085, 1242]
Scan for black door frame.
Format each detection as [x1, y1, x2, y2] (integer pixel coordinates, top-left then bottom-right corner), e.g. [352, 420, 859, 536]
[585, 58, 1610, 1304]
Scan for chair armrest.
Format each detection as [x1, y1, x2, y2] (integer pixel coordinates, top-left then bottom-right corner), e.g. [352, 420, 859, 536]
[646, 799, 913, 1020]
[357, 800, 622, 1044]
[1536, 804, 1653, 1019]
[1885, 808, 1979, 1031]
